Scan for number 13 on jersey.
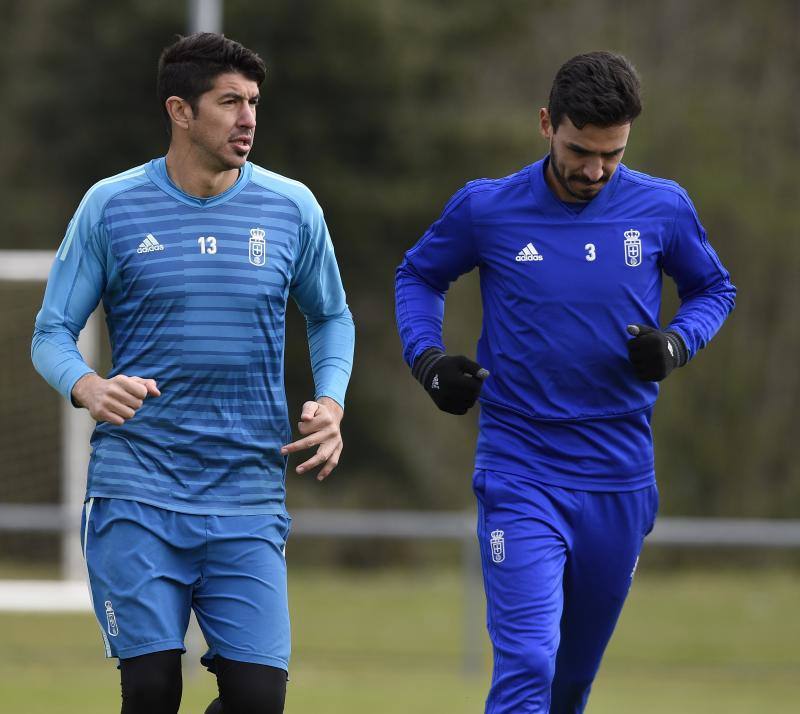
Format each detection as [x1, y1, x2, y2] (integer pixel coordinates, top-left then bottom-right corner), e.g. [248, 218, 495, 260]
[198, 236, 217, 254]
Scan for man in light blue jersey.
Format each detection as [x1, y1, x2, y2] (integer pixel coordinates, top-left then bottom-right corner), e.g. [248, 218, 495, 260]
[396, 52, 735, 713]
[32, 33, 354, 714]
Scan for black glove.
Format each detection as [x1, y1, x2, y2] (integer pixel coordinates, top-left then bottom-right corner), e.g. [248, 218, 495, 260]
[412, 348, 489, 414]
[626, 324, 688, 382]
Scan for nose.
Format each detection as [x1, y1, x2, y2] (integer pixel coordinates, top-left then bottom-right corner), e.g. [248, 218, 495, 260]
[238, 103, 256, 129]
[582, 157, 604, 183]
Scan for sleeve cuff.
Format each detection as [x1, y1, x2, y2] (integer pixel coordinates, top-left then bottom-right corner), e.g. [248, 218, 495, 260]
[411, 347, 445, 387]
[665, 331, 689, 367]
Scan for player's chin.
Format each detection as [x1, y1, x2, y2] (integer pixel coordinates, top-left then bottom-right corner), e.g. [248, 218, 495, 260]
[572, 183, 604, 199]
[226, 145, 251, 164]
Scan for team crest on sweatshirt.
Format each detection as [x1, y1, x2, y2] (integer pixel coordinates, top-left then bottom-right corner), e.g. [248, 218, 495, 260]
[624, 229, 642, 267]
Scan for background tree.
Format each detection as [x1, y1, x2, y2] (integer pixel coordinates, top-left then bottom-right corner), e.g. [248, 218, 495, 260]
[0, 0, 797, 536]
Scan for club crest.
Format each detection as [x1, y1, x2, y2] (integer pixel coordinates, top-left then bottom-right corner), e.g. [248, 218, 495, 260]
[104, 600, 119, 637]
[249, 227, 267, 266]
[490, 529, 505, 563]
[624, 229, 642, 267]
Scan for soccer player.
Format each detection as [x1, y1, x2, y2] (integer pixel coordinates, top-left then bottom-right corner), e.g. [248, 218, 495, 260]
[395, 52, 735, 713]
[31, 34, 354, 714]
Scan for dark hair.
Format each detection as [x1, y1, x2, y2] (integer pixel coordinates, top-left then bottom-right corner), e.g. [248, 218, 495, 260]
[548, 51, 641, 131]
[157, 33, 267, 133]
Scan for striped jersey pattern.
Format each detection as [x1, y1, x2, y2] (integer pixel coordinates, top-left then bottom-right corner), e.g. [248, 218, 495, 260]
[33, 158, 354, 515]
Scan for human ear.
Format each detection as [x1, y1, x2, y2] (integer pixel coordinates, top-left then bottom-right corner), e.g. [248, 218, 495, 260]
[165, 96, 192, 131]
[539, 108, 553, 140]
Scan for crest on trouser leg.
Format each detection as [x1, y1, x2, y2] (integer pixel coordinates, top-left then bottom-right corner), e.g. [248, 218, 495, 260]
[490, 529, 505, 563]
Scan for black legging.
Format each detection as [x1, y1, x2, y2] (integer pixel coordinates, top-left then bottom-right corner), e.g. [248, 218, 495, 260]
[120, 650, 287, 714]
[208, 655, 287, 714]
[120, 650, 182, 714]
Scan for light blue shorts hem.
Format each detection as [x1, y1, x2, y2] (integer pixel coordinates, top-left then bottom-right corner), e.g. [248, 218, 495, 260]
[112, 639, 186, 661]
[203, 646, 289, 673]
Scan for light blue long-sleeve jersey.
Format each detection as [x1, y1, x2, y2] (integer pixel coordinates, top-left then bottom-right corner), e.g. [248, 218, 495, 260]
[33, 158, 355, 515]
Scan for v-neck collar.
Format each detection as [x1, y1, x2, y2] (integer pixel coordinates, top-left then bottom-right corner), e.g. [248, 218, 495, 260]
[145, 157, 253, 208]
[529, 155, 621, 221]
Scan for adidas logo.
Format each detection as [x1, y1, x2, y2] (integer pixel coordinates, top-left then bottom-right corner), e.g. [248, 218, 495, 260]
[137, 233, 165, 254]
[515, 243, 543, 262]
[431, 374, 440, 390]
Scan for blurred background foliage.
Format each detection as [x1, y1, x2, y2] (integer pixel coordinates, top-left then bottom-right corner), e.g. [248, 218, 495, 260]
[0, 0, 798, 528]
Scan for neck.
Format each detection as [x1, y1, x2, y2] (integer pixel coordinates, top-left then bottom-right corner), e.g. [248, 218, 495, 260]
[164, 144, 240, 198]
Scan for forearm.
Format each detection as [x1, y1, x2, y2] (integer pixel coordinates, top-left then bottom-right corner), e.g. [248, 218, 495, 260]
[395, 261, 447, 368]
[31, 326, 95, 402]
[306, 308, 355, 408]
[661, 193, 736, 360]
[32, 222, 106, 402]
[666, 277, 736, 359]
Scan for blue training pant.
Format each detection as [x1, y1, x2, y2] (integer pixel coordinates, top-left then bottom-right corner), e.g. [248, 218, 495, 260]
[473, 469, 658, 714]
[81, 497, 292, 670]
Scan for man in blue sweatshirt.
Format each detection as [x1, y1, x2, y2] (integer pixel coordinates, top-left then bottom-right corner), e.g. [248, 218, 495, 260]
[32, 33, 354, 714]
[395, 52, 734, 713]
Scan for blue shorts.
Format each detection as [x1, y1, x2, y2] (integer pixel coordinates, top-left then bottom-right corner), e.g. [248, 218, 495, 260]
[80, 497, 291, 671]
[474, 469, 658, 714]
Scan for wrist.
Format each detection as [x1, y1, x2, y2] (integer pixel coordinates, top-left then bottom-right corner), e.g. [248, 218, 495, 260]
[317, 396, 344, 422]
[412, 347, 445, 389]
[664, 331, 688, 368]
[70, 372, 100, 408]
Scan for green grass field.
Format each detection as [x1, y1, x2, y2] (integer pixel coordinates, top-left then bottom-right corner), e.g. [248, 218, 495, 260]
[1, 566, 798, 713]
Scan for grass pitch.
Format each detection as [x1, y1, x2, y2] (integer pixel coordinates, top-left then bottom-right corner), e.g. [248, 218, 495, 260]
[1, 566, 798, 713]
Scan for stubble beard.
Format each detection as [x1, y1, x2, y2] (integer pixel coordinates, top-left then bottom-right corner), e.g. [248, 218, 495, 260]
[549, 143, 606, 202]
[193, 135, 247, 174]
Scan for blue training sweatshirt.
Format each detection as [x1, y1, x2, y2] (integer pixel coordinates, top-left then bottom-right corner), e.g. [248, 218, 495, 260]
[395, 157, 735, 491]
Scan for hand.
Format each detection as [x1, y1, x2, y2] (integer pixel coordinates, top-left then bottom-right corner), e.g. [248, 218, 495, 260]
[412, 348, 489, 415]
[626, 324, 687, 382]
[71, 373, 160, 425]
[280, 397, 344, 481]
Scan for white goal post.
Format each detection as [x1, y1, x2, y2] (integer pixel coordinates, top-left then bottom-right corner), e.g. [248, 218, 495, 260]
[0, 250, 100, 581]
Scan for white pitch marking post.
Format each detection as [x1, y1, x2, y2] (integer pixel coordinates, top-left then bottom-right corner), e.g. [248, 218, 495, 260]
[62, 311, 100, 580]
[0, 251, 99, 581]
[189, 0, 222, 34]
[184, 0, 224, 673]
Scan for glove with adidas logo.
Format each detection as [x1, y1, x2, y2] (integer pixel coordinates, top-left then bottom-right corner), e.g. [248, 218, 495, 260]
[626, 324, 688, 382]
[412, 348, 490, 415]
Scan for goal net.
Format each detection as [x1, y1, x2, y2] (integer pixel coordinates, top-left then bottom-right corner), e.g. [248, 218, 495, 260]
[0, 251, 99, 609]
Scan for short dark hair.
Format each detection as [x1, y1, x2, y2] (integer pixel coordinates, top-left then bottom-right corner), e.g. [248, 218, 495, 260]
[157, 33, 267, 133]
[548, 51, 641, 131]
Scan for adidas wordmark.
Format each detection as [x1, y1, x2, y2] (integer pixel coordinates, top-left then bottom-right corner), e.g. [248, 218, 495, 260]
[137, 233, 165, 254]
[515, 242, 543, 262]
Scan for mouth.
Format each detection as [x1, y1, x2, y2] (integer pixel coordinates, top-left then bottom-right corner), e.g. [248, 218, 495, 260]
[570, 181, 606, 196]
[230, 136, 252, 153]
[571, 177, 607, 188]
